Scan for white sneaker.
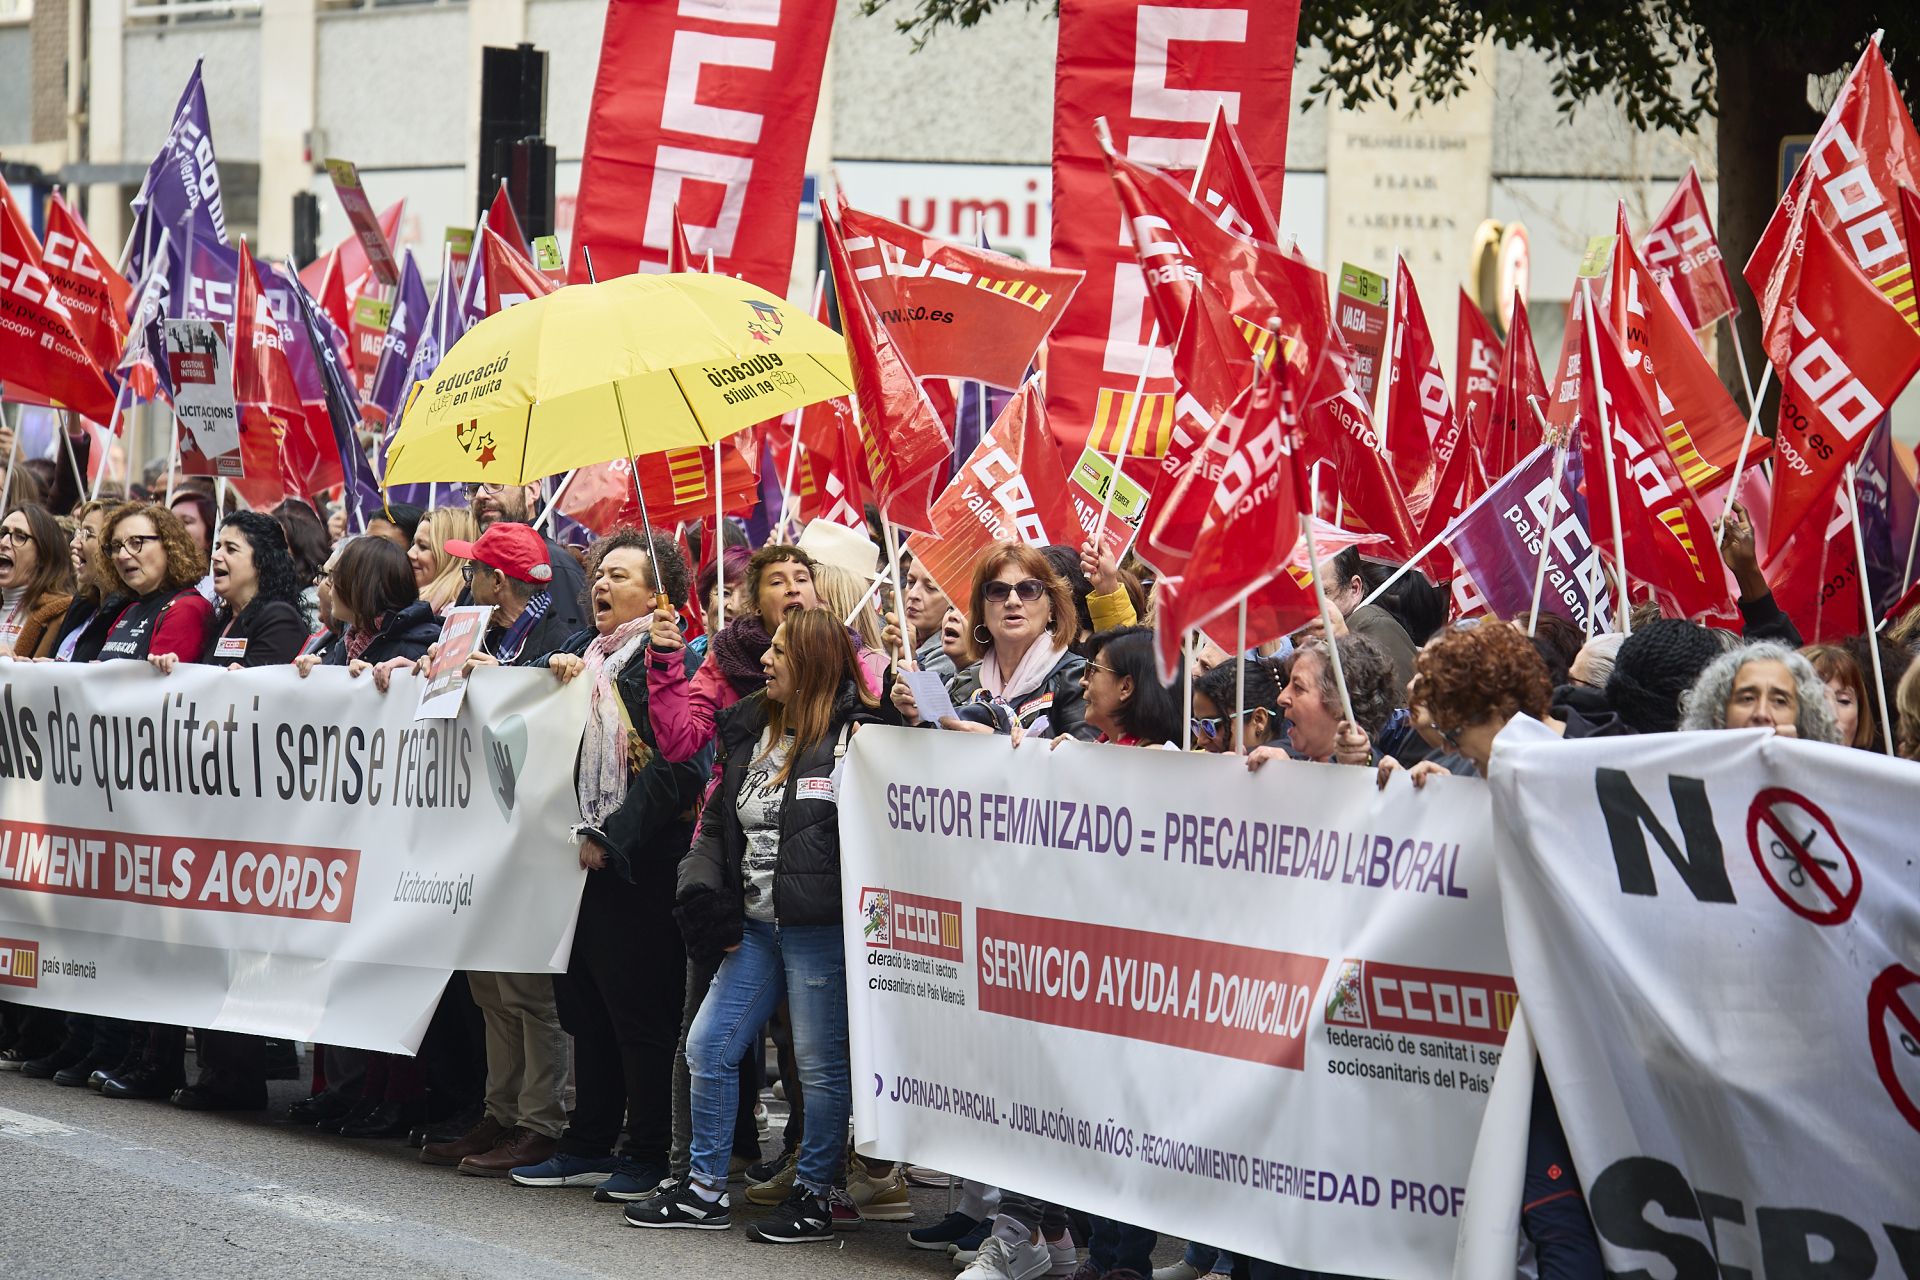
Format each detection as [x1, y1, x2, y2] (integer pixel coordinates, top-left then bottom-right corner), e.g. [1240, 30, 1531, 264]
[1153, 1264, 1205, 1280]
[958, 1235, 1051, 1280]
[1044, 1231, 1080, 1277]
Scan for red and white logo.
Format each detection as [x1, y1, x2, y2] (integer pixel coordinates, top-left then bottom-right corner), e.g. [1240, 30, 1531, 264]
[1324, 959, 1517, 1047]
[0, 937, 40, 988]
[860, 887, 964, 962]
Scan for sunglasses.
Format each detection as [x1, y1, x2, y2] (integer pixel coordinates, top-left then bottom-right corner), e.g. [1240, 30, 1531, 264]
[983, 578, 1045, 604]
[1190, 710, 1252, 739]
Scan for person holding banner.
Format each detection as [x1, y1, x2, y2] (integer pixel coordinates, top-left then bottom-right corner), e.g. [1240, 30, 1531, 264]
[1800, 644, 1879, 751]
[894, 544, 1093, 740]
[438, 522, 572, 666]
[48, 500, 112, 662]
[504, 528, 709, 1200]
[0, 504, 74, 659]
[1189, 659, 1284, 755]
[297, 536, 441, 675]
[91, 502, 216, 665]
[1248, 635, 1399, 769]
[1677, 642, 1841, 742]
[1078, 628, 1181, 747]
[900, 551, 957, 681]
[630, 608, 881, 1243]
[148, 512, 307, 674]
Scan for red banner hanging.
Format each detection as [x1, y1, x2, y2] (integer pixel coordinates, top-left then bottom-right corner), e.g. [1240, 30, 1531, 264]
[568, 0, 834, 291]
[1047, 0, 1299, 454]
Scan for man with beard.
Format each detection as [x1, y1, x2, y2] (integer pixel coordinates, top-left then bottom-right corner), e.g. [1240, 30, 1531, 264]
[466, 481, 588, 632]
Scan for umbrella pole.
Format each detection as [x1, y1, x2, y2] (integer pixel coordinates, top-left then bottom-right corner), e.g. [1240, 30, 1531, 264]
[713, 442, 725, 631]
[612, 383, 667, 605]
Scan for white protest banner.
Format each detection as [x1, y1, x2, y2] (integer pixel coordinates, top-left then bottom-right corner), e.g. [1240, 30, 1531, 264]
[840, 727, 1509, 1279]
[165, 317, 243, 472]
[0, 662, 589, 1054]
[1487, 722, 1920, 1277]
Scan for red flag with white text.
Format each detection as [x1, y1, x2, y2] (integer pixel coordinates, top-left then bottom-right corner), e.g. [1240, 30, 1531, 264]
[485, 226, 560, 314]
[1455, 289, 1501, 458]
[1486, 297, 1547, 478]
[42, 193, 132, 380]
[568, 0, 834, 290]
[1383, 257, 1453, 502]
[1643, 166, 1738, 331]
[1766, 214, 1920, 556]
[1047, 0, 1300, 453]
[0, 185, 117, 422]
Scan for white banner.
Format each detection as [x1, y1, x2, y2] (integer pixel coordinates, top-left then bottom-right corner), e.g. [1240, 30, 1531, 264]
[0, 662, 590, 1054]
[1488, 722, 1920, 1277]
[840, 727, 1509, 1278]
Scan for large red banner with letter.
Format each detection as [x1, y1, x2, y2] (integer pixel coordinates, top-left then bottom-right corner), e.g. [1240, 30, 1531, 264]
[569, 0, 834, 291]
[1047, 0, 1299, 454]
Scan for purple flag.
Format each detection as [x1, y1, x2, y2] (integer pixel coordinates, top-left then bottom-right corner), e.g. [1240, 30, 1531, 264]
[368, 248, 429, 429]
[118, 227, 175, 403]
[1441, 442, 1616, 632]
[457, 219, 490, 331]
[380, 247, 468, 508]
[1857, 415, 1920, 615]
[164, 218, 238, 324]
[290, 273, 385, 531]
[126, 61, 229, 284]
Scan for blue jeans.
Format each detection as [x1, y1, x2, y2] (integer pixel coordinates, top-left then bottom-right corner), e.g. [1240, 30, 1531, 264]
[686, 918, 849, 1196]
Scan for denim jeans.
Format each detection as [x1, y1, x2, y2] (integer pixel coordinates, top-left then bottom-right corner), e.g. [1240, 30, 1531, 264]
[686, 918, 849, 1196]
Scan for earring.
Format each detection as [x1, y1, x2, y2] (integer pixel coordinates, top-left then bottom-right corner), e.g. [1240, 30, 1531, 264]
[973, 624, 992, 646]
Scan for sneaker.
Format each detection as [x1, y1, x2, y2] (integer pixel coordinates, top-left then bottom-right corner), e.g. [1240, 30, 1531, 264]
[1044, 1232, 1081, 1277]
[949, 1219, 992, 1257]
[847, 1162, 912, 1222]
[830, 1187, 863, 1232]
[911, 1212, 985, 1251]
[754, 1101, 770, 1137]
[750, 1187, 834, 1244]
[1152, 1265, 1205, 1280]
[623, 1180, 731, 1231]
[959, 1235, 1051, 1280]
[509, 1152, 618, 1187]
[745, 1149, 790, 1185]
[592, 1159, 671, 1203]
[744, 1150, 798, 1205]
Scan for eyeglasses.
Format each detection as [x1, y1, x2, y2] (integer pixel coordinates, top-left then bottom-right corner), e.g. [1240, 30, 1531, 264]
[108, 534, 161, 556]
[1190, 710, 1252, 739]
[461, 563, 476, 583]
[1085, 661, 1119, 678]
[0, 528, 32, 548]
[466, 482, 513, 498]
[982, 578, 1045, 604]
[72, 526, 99, 544]
[313, 570, 332, 585]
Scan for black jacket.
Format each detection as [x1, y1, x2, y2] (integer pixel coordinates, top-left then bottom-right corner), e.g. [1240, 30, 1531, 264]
[489, 600, 575, 667]
[323, 599, 442, 666]
[558, 630, 712, 887]
[945, 646, 1096, 740]
[675, 680, 881, 957]
[203, 598, 308, 667]
[53, 595, 110, 663]
[1738, 589, 1803, 649]
[1552, 682, 1633, 738]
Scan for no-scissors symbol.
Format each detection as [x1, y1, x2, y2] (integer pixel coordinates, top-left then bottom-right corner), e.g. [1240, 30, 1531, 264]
[1744, 787, 1860, 926]
[1867, 965, 1920, 1134]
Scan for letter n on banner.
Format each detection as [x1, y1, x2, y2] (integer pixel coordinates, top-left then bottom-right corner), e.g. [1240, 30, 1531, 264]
[1046, 0, 1299, 455]
[568, 0, 835, 291]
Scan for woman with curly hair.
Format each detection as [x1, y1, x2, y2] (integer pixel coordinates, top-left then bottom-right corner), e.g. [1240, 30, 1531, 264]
[149, 512, 309, 674]
[407, 506, 477, 615]
[1247, 633, 1401, 769]
[91, 501, 215, 663]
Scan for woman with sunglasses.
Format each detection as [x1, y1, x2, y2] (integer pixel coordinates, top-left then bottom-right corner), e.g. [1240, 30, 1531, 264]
[91, 502, 216, 664]
[1189, 657, 1285, 754]
[892, 543, 1095, 740]
[1078, 628, 1181, 746]
[0, 504, 74, 660]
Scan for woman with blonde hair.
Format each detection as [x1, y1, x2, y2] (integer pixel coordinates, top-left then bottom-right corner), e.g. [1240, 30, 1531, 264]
[810, 561, 884, 653]
[407, 506, 477, 614]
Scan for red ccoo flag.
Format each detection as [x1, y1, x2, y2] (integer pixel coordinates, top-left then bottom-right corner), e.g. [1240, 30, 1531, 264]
[1747, 38, 1920, 361]
[1579, 286, 1733, 621]
[41, 193, 132, 381]
[1485, 296, 1547, 478]
[1382, 257, 1454, 502]
[837, 203, 1082, 390]
[822, 202, 952, 534]
[1455, 289, 1501, 460]
[1766, 214, 1920, 557]
[483, 225, 559, 314]
[1643, 166, 1738, 331]
[0, 184, 117, 422]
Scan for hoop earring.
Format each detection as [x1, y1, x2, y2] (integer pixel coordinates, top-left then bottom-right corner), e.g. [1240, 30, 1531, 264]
[973, 624, 992, 646]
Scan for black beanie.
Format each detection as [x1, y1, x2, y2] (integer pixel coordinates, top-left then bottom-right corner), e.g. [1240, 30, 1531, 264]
[1604, 619, 1725, 734]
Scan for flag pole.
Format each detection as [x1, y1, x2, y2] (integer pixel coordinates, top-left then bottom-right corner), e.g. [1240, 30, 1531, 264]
[164, 412, 180, 506]
[881, 517, 911, 667]
[1182, 630, 1195, 748]
[1893, 505, 1920, 630]
[1845, 462, 1897, 756]
[1233, 599, 1248, 754]
[534, 467, 578, 533]
[1715, 363, 1773, 540]
[0, 408, 18, 512]
[1525, 401, 1566, 640]
[92, 389, 126, 500]
[1353, 527, 1450, 611]
[1304, 462, 1356, 726]
[1580, 284, 1632, 627]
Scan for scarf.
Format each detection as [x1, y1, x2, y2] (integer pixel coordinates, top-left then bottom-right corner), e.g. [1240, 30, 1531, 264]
[343, 615, 382, 663]
[708, 612, 775, 697]
[494, 589, 552, 663]
[578, 616, 651, 825]
[977, 635, 1068, 702]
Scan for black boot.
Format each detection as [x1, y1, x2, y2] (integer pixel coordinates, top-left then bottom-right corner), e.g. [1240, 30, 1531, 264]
[338, 1100, 411, 1139]
[99, 1060, 187, 1100]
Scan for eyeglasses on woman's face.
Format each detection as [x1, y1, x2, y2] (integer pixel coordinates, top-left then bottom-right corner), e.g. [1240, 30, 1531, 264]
[108, 534, 161, 557]
[0, 527, 33, 548]
[982, 578, 1045, 605]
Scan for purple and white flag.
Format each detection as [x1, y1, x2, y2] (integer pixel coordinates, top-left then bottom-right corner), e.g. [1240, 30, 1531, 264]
[1856, 415, 1920, 616]
[290, 273, 385, 531]
[1441, 442, 1616, 632]
[367, 248, 430, 430]
[126, 61, 229, 284]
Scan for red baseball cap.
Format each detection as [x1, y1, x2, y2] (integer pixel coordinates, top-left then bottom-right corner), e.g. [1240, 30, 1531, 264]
[444, 522, 554, 584]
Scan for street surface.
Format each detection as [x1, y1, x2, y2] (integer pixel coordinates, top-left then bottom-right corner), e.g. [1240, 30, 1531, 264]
[0, 1067, 1072, 1278]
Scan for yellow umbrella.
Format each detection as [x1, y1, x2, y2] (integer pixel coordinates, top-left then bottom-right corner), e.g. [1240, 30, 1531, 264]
[382, 271, 854, 489]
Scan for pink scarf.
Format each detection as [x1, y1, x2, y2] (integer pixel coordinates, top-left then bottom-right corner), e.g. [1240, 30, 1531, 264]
[577, 617, 651, 825]
[977, 635, 1069, 702]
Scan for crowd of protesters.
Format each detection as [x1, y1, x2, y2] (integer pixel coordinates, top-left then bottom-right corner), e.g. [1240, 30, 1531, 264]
[2, 457, 1919, 1280]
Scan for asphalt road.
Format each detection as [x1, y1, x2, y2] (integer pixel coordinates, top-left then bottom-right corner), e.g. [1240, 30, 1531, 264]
[0, 1066, 1003, 1279]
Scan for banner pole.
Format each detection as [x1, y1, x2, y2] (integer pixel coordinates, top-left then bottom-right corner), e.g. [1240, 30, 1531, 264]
[1302, 507, 1357, 729]
[164, 412, 180, 506]
[1715, 360, 1774, 540]
[712, 442, 726, 631]
[1354, 528, 1449, 611]
[1233, 599, 1248, 755]
[1525, 429, 1567, 639]
[1580, 285, 1632, 630]
[535, 468, 578, 533]
[881, 517, 911, 667]
[1846, 463, 1897, 756]
[1182, 630, 1194, 748]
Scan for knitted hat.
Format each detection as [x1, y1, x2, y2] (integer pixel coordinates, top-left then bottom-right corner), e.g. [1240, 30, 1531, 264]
[1604, 619, 1725, 734]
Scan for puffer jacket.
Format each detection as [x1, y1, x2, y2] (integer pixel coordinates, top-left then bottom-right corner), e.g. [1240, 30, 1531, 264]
[946, 645, 1096, 740]
[674, 680, 881, 958]
[322, 598, 442, 666]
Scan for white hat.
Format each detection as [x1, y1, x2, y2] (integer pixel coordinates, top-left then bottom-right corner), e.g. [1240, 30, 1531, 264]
[797, 518, 884, 581]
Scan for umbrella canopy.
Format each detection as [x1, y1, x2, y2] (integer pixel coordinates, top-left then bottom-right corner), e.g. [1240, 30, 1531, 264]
[383, 272, 854, 488]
